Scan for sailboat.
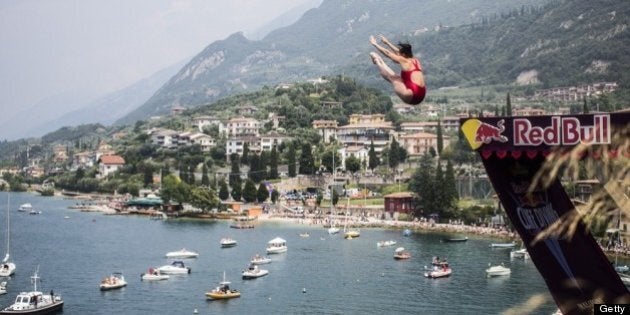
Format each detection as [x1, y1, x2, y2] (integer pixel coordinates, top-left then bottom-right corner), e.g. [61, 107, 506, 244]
[343, 197, 360, 239]
[327, 148, 340, 235]
[0, 195, 15, 277]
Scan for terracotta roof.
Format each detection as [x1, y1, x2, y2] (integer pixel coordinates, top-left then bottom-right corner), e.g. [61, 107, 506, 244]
[99, 155, 125, 165]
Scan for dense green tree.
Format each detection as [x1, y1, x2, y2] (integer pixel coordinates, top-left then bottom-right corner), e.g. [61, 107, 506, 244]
[257, 183, 269, 203]
[160, 174, 190, 205]
[409, 152, 435, 217]
[189, 187, 219, 211]
[321, 149, 341, 173]
[345, 155, 361, 174]
[242, 179, 257, 203]
[583, 97, 589, 113]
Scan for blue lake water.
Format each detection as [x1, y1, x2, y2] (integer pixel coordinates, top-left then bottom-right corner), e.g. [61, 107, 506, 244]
[0, 192, 561, 314]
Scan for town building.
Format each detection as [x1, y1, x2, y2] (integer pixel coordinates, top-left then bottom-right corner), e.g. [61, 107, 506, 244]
[384, 192, 415, 215]
[312, 120, 338, 143]
[513, 107, 546, 116]
[223, 117, 261, 137]
[339, 146, 368, 171]
[397, 132, 449, 157]
[192, 116, 222, 132]
[98, 155, 126, 178]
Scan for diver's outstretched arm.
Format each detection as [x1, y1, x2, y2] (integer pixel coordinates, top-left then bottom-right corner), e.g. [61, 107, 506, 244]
[379, 35, 400, 54]
[370, 35, 404, 64]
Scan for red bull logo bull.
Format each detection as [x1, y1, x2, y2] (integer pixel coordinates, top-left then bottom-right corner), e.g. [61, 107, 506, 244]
[461, 119, 508, 150]
[513, 114, 610, 146]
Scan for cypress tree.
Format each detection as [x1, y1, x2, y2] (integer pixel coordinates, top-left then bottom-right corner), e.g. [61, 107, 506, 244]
[241, 142, 249, 165]
[269, 146, 279, 179]
[583, 97, 589, 113]
[257, 183, 269, 203]
[230, 180, 242, 201]
[368, 140, 380, 170]
[288, 144, 296, 177]
[201, 163, 210, 186]
[299, 143, 315, 175]
[229, 154, 241, 188]
[242, 179, 257, 203]
[436, 121, 444, 156]
[218, 179, 229, 200]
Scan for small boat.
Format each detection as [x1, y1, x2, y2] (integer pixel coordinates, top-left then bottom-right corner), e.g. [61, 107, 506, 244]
[443, 236, 468, 242]
[242, 264, 269, 279]
[0, 268, 63, 314]
[344, 230, 360, 239]
[403, 229, 412, 236]
[299, 232, 310, 238]
[17, 204, 32, 212]
[165, 248, 199, 259]
[157, 261, 191, 274]
[619, 272, 630, 286]
[327, 227, 340, 235]
[486, 264, 511, 277]
[100, 272, 127, 291]
[28, 210, 42, 215]
[0, 282, 6, 295]
[510, 248, 530, 259]
[250, 254, 271, 265]
[0, 196, 15, 277]
[149, 211, 168, 220]
[205, 271, 240, 300]
[266, 237, 287, 254]
[220, 238, 237, 248]
[490, 242, 517, 248]
[615, 265, 630, 273]
[141, 267, 169, 281]
[393, 247, 411, 260]
[425, 265, 452, 278]
[230, 224, 255, 229]
[377, 240, 397, 247]
[431, 256, 449, 267]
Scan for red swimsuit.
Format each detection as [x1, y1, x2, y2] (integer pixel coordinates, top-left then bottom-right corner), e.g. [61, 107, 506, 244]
[400, 58, 426, 105]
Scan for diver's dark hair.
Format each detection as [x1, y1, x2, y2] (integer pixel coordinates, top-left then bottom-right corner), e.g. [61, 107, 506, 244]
[398, 42, 413, 58]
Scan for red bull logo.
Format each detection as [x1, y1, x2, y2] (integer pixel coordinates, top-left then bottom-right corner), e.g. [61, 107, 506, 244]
[514, 114, 610, 146]
[461, 119, 508, 150]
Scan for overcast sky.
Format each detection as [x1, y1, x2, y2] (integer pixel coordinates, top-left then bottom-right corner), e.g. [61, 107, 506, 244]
[0, 0, 320, 133]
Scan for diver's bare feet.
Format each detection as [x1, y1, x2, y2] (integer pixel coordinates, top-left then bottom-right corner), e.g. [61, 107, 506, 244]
[370, 52, 380, 64]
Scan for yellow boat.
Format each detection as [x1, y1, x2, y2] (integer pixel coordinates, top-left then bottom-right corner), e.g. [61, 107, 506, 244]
[206, 271, 241, 300]
[344, 230, 360, 239]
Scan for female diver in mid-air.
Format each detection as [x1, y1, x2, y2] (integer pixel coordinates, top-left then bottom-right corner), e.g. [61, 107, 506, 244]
[369, 35, 426, 105]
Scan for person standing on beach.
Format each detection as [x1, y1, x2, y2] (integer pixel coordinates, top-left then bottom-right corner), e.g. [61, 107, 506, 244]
[369, 35, 426, 105]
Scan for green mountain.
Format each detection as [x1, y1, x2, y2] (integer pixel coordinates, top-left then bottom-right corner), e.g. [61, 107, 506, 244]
[118, 0, 554, 124]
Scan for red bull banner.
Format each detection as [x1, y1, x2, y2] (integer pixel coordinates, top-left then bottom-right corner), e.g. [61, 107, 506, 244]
[461, 113, 630, 314]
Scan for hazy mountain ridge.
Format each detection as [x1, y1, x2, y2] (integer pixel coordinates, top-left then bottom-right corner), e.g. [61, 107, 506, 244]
[127, 0, 550, 122]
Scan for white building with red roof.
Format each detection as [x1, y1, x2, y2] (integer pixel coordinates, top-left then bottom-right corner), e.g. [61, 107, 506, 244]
[98, 155, 126, 179]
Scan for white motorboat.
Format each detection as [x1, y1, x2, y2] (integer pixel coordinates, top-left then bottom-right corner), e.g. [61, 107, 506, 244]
[165, 248, 199, 259]
[266, 237, 287, 254]
[0, 195, 15, 277]
[393, 247, 411, 260]
[141, 267, 169, 281]
[327, 227, 340, 235]
[0, 268, 63, 314]
[510, 248, 530, 259]
[490, 242, 517, 248]
[220, 238, 237, 248]
[99, 272, 127, 291]
[377, 240, 397, 247]
[615, 265, 630, 273]
[250, 254, 271, 265]
[28, 210, 41, 215]
[299, 232, 310, 238]
[157, 261, 191, 274]
[425, 266, 452, 278]
[17, 204, 32, 212]
[242, 264, 269, 279]
[0, 282, 6, 295]
[486, 264, 511, 277]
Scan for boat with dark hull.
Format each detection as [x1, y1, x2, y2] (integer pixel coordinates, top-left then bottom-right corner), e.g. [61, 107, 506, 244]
[0, 269, 63, 314]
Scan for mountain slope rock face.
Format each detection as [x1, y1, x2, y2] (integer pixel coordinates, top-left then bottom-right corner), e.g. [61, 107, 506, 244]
[123, 0, 627, 123]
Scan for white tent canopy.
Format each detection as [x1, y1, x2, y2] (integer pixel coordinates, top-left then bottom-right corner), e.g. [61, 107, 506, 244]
[268, 237, 286, 244]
